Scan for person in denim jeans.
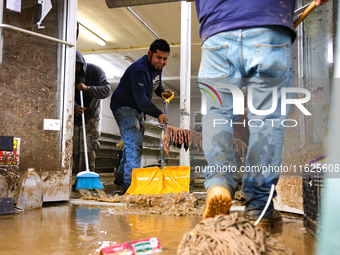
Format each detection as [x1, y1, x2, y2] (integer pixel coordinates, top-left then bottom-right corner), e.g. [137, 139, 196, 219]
[194, 0, 328, 228]
[110, 39, 173, 193]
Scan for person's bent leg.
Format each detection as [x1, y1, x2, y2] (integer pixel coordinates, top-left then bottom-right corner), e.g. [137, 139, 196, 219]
[86, 117, 100, 172]
[113, 107, 144, 192]
[201, 107, 237, 219]
[198, 32, 244, 219]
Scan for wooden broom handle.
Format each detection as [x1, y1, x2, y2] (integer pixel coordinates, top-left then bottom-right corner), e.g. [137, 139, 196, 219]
[294, 1, 317, 28]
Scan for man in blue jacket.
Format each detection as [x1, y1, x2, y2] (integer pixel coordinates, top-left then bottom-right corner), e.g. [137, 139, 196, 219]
[110, 39, 172, 193]
[194, 0, 327, 228]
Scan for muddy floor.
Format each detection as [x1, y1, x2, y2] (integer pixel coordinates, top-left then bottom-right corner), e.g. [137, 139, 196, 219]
[0, 198, 316, 255]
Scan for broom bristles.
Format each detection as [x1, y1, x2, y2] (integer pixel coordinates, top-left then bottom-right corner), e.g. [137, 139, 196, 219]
[76, 176, 104, 190]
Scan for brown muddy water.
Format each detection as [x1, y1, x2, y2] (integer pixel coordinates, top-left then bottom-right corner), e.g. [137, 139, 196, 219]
[0, 202, 316, 255]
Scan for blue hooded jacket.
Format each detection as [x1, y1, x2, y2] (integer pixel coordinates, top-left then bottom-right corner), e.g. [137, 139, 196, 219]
[110, 55, 164, 118]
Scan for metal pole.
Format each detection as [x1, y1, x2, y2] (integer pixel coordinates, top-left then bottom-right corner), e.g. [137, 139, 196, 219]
[296, 0, 306, 149]
[294, 1, 314, 16]
[80, 90, 90, 171]
[0, 24, 75, 46]
[60, 0, 78, 199]
[179, 1, 191, 166]
[160, 102, 169, 169]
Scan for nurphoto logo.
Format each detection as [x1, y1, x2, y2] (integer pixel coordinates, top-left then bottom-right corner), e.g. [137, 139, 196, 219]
[200, 83, 311, 116]
[199, 83, 312, 128]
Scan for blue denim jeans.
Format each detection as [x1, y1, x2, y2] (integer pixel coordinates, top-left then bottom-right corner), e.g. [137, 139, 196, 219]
[113, 107, 145, 190]
[198, 27, 293, 214]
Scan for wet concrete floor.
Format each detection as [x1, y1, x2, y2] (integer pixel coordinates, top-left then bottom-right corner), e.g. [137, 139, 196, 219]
[0, 200, 316, 255]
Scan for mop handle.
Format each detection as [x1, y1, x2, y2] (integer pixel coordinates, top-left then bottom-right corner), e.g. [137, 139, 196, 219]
[80, 89, 90, 172]
[294, 1, 316, 28]
[160, 102, 169, 169]
[160, 91, 174, 170]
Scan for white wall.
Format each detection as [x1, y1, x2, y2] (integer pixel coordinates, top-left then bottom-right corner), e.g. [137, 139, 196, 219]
[99, 95, 120, 135]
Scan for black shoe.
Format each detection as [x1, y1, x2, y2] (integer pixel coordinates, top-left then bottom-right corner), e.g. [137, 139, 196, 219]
[114, 171, 124, 186]
[114, 178, 124, 187]
[122, 184, 131, 195]
[246, 209, 282, 228]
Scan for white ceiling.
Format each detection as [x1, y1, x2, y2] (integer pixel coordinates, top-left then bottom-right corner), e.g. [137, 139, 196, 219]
[76, 0, 202, 101]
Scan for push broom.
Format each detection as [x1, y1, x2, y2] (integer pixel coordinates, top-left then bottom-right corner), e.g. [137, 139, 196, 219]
[76, 89, 104, 190]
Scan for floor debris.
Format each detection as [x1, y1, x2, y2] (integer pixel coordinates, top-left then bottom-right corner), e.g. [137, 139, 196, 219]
[116, 192, 203, 216]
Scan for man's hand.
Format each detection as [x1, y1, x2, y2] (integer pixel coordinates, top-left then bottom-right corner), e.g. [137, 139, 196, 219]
[315, 0, 328, 6]
[75, 106, 87, 117]
[76, 83, 88, 91]
[158, 113, 168, 125]
[162, 90, 173, 99]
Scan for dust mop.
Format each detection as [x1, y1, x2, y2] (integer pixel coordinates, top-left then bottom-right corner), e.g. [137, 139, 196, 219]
[76, 90, 104, 190]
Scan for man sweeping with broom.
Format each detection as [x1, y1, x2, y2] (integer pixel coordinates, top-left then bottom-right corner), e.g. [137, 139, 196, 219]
[73, 50, 111, 190]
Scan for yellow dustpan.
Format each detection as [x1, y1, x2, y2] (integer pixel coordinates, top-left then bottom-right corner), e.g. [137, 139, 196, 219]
[126, 166, 190, 195]
[126, 92, 191, 195]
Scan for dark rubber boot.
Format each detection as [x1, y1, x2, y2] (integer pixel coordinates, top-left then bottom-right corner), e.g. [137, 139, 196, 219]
[247, 209, 283, 229]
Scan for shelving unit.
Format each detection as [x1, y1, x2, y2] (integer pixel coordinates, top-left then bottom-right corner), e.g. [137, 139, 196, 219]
[95, 132, 121, 173]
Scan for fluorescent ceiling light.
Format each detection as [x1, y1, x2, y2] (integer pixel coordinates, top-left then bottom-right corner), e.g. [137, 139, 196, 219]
[124, 7, 160, 39]
[79, 22, 106, 46]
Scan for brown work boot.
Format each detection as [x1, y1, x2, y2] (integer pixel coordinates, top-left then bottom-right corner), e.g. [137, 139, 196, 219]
[247, 209, 282, 229]
[202, 186, 232, 220]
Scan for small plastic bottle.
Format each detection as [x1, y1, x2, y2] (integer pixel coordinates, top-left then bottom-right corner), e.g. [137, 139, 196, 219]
[16, 168, 43, 209]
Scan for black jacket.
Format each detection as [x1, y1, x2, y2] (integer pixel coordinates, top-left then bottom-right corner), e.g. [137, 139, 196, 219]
[75, 50, 111, 126]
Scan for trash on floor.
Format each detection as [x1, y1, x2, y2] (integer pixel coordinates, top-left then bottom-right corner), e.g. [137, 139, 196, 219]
[99, 237, 162, 255]
[16, 168, 43, 209]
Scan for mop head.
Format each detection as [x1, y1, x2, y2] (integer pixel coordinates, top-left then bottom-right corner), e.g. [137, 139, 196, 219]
[76, 171, 104, 190]
[177, 213, 293, 255]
